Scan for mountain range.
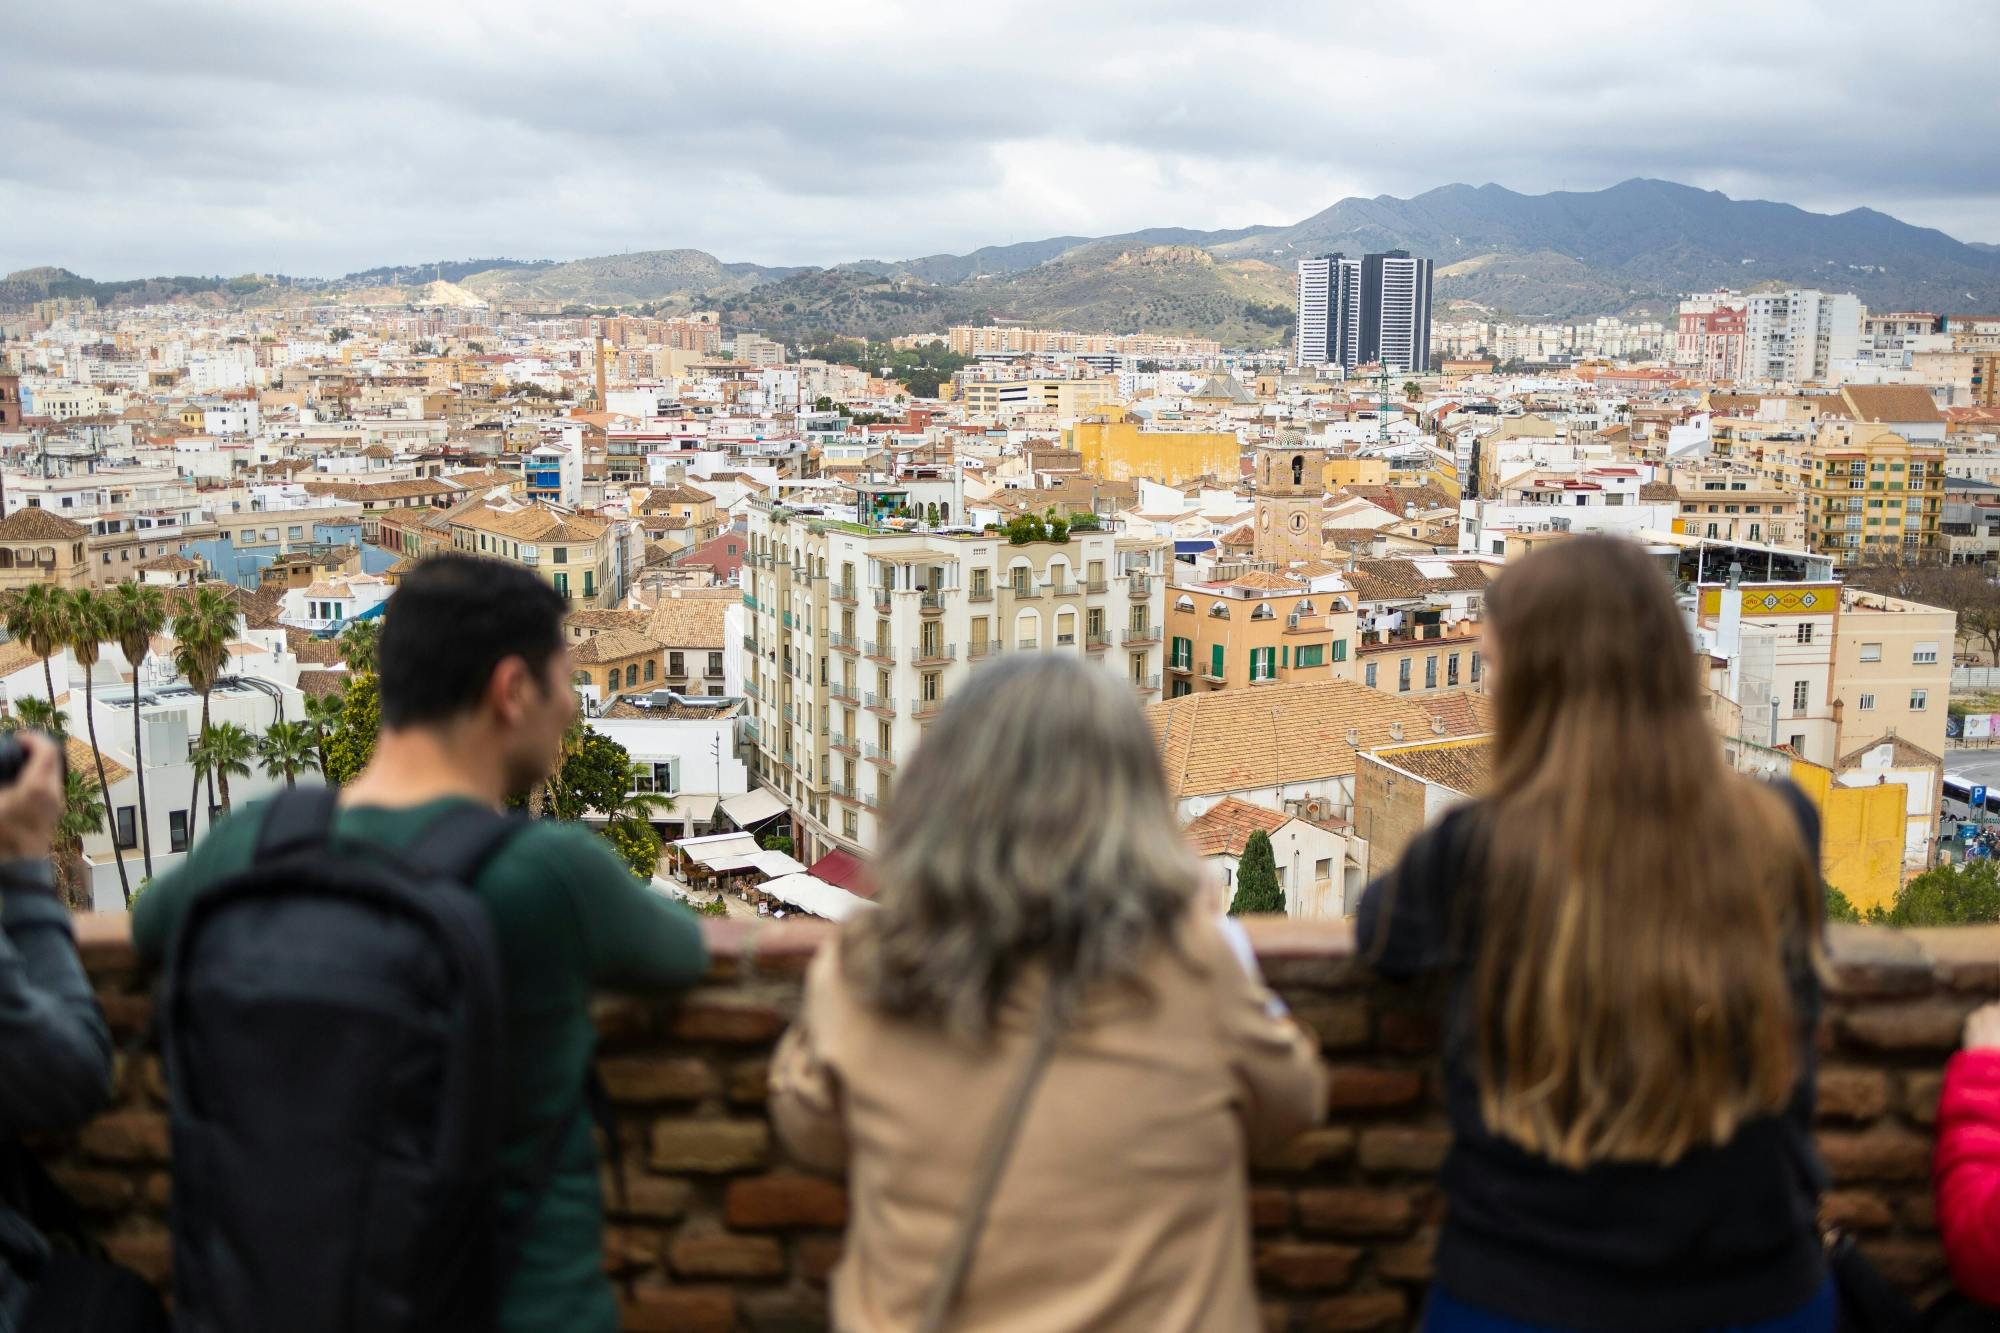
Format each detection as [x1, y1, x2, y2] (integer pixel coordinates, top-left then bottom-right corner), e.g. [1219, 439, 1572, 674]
[8, 180, 1999, 347]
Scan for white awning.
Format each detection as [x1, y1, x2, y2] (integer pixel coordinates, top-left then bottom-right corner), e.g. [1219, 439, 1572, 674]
[676, 832, 759, 868]
[666, 794, 719, 824]
[756, 873, 876, 922]
[719, 788, 787, 828]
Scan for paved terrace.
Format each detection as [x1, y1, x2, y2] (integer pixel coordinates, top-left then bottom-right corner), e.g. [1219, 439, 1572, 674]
[54, 915, 1993, 1332]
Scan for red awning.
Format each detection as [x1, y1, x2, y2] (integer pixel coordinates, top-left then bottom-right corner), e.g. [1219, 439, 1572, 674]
[808, 849, 873, 900]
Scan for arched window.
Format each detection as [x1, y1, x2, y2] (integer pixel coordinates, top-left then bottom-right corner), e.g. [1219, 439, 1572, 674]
[1295, 599, 1316, 617]
[573, 670, 592, 687]
[1174, 594, 1194, 611]
[1291, 455, 1305, 486]
[1055, 608, 1077, 647]
[644, 658, 656, 682]
[1208, 601, 1230, 619]
[625, 664, 639, 688]
[1014, 608, 1042, 649]
[1251, 604, 1275, 620]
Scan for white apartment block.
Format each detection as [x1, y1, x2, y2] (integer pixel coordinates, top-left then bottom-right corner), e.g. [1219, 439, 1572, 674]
[1742, 290, 1863, 384]
[741, 500, 1169, 865]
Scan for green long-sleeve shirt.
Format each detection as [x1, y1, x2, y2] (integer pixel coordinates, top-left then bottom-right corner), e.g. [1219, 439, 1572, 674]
[133, 795, 708, 1333]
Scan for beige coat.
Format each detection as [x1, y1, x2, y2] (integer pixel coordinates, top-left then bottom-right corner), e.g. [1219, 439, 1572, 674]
[770, 912, 1326, 1332]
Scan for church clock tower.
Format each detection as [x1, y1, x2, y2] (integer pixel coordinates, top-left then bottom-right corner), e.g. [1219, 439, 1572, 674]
[1254, 434, 1328, 566]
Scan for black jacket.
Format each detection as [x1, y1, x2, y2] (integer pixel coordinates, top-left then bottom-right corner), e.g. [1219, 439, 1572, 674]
[0, 861, 114, 1331]
[1354, 787, 1826, 1332]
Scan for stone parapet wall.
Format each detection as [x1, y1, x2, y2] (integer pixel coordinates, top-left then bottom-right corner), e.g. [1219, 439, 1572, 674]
[48, 915, 1998, 1332]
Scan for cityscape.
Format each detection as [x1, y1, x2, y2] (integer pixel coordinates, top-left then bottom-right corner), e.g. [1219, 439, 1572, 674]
[3, 2, 2000, 1328]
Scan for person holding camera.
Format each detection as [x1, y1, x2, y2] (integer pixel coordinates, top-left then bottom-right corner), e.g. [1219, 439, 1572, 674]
[0, 730, 117, 1320]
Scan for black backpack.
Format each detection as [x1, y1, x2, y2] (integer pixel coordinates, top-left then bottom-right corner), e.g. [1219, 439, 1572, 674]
[159, 786, 550, 1333]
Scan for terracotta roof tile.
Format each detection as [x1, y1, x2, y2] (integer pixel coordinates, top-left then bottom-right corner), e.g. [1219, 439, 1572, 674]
[0, 508, 88, 540]
[1183, 796, 1289, 857]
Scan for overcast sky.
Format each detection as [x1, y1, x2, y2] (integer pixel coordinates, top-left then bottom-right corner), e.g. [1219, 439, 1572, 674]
[2, 0, 1995, 279]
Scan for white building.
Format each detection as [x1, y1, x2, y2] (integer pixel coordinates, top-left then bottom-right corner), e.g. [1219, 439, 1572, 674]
[1742, 290, 1863, 384]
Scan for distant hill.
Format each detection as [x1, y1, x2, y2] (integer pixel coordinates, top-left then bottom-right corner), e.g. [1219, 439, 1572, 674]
[11, 179, 1999, 337]
[459, 250, 804, 307]
[1213, 179, 2000, 318]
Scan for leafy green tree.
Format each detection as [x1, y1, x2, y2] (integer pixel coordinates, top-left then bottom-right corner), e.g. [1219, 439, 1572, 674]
[191, 722, 257, 819]
[62, 588, 129, 904]
[760, 831, 794, 856]
[602, 819, 662, 879]
[1824, 883, 1862, 923]
[1229, 830, 1285, 915]
[256, 719, 320, 789]
[4, 583, 69, 703]
[813, 395, 835, 413]
[323, 673, 380, 785]
[330, 327, 353, 343]
[53, 768, 104, 911]
[107, 581, 168, 877]
[1870, 859, 2000, 926]
[1403, 380, 1421, 401]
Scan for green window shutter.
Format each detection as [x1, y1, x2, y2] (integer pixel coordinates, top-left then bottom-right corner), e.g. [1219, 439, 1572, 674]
[1210, 643, 1224, 678]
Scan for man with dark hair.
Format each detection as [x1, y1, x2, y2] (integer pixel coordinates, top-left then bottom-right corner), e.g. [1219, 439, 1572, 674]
[134, 554, 706, 1332]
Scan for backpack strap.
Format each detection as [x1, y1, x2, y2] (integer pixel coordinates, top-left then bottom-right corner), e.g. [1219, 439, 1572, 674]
[253, 785, 341, 863]
[399, 803, 528, 887]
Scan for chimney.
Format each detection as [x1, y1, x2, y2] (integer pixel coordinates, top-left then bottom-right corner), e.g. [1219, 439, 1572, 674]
[1346, 727, 1360, 747]
[1718, 560, 1744, 660]
[1389, 722, 1404, 741]
[1369, 533, 1388, 558]
[1432, 715, 1447, 734]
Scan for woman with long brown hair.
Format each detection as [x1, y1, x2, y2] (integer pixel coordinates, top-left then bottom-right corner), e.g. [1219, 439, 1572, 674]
[1358, 534, 1832, 1332]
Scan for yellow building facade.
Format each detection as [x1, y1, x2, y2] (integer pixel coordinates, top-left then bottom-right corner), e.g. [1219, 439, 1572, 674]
[1166, 577, 1356, 696]
[1068, 418, 1241, 487]
[1789, 758, 1906, 913]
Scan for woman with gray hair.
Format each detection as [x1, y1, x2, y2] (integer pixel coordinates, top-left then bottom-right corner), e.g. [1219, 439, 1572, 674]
[772, 654, 1326, 1332]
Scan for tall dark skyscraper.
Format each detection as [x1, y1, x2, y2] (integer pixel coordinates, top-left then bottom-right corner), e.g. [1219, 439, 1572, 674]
[1294, 249, 1433, 374]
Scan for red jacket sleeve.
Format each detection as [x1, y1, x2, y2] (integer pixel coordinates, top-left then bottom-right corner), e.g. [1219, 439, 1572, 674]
[1936, 1048, 2000, 1307]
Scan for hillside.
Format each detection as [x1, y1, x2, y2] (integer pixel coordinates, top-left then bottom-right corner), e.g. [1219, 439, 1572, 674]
[1216, 179, 2000, 318]
[459, 249, 798, 306]
[13, 179, 2000, 337]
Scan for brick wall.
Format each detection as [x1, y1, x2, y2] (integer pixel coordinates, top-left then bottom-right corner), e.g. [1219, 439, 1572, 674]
[51, 915, 1996, 1332]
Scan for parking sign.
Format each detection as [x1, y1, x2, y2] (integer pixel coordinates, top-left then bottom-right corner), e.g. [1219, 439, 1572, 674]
[1973, 785, 1988, 812]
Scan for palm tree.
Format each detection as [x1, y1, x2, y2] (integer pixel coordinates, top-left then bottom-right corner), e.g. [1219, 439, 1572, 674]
[255, 720, 319, 790]
[52, 768, 105, 911]
[301, 689, 345, 781]
[62, 588, 130, 906]
[172, 586, 236, 817]
[8, 695, 66, 738]
[336, 617, 379, 672]
[105, 581, 167, 878]
[3, 583, 69, 704]
[190, 722, 256, 818]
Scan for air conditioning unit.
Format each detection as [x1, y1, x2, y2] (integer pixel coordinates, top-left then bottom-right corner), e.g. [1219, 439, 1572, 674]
[1286, 613, 1302, 628]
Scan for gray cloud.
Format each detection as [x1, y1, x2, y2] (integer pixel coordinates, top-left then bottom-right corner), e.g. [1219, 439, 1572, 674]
[0, 0, 1994, 278]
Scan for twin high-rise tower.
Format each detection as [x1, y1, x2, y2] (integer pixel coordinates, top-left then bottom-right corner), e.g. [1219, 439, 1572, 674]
[1294, 250, 1434, 374]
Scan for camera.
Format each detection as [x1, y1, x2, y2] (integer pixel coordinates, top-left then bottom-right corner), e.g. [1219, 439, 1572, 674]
[0, 731, 66, 790]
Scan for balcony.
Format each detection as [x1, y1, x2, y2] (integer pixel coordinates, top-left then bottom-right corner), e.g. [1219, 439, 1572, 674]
[1015, 638, 1039, 652]
[830, 681, 860, 704]
[830, 781, 858, 803]
[743, 680, 764, 702]
[1201, 667, 1226, 683]
[863, 692, 897, 715]
[1132, 674, 1161, 693]
[829, 733, 857, 754]
[966, 641, 998, 660]
[871, 588, 892, 612]
[830, 633, 858, 655]
[1007, 581, 1040, 600]
[911, 643, 957, 665]
[742, 635, 761, 654]
[705, 662, 725, 678]
[1168, 657, 1193, 674]
[919, 591, 945, 615]
[1084, 578, 1109, 595]
[1084, 630, 1112, 652]
[782, 703, 797, 723]
[1127, 572, 1154, 596]
[968, 587, 994, 603]
[862, 742, 895, 768]
[864, 640, 894, 663]
[1045, 580, 1077, 597]
[1122, 626, 1160, 646]
[1283, 616, 1325, 635]
[832, 583, 858, 605]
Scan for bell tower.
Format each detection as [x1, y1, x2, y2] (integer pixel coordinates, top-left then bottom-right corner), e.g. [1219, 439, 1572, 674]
[1254, 434, 1327, 566]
